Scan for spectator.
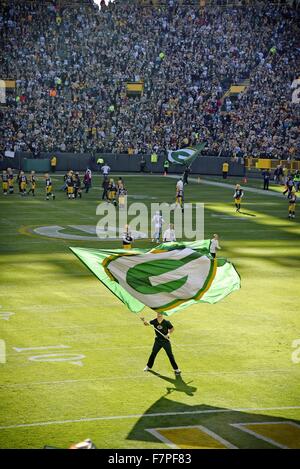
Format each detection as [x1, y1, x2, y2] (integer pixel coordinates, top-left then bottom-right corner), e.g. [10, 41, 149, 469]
[1, 1, 299, 160]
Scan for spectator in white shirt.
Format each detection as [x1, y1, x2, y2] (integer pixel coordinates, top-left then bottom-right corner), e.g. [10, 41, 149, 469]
[209, 234, 221, 259]
[163, 224, 176, 242]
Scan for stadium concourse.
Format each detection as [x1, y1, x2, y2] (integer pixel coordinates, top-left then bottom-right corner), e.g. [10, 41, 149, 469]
[1, 0, 299, 160]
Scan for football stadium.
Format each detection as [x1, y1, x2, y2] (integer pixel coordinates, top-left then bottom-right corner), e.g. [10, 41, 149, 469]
[1, 0, 300, 454]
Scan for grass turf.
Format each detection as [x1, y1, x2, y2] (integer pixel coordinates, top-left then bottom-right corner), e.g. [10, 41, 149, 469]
[0, 174, 300, 449]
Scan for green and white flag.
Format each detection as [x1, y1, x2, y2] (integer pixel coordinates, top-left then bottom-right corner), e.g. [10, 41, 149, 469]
[70, 240, 240, 316]
[167, 143, 205, 166]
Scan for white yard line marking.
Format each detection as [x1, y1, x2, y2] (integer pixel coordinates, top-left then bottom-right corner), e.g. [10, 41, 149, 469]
[13, 345, 70, 353]
[0, 407, 300, 431]
[0, 368, 297, 388]
[167, 175, 283, 197]
[7, 345, 150, 357]
[0, 312, 15, 321]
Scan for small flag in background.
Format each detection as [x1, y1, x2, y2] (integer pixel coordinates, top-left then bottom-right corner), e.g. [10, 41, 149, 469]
[70, 240, 240, 316]
[167, 143, 206, 166]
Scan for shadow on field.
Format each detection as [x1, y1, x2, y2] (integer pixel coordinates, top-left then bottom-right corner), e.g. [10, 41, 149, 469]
[126, 396, 300, 448]
[223, 245, 300, 269]
[148, 370, 197, 396]
[238, 211, 257, 217]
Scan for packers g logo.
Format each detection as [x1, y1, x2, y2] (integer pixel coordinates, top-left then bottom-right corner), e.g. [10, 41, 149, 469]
[105, 248, 216, 311]
[168, 148, 196, 165]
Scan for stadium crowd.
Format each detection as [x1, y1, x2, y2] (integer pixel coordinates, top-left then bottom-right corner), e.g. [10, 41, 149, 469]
[1, 0, 299, 158]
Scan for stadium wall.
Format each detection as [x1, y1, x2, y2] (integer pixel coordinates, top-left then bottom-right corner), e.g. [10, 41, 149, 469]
[1, 152, 246, 176]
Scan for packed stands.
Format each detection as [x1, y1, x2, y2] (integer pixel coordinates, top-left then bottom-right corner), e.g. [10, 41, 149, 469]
[1, 0, 299, 158]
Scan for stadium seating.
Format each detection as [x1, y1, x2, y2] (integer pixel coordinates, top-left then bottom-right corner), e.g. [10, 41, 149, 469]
[1, 0, 299, 159]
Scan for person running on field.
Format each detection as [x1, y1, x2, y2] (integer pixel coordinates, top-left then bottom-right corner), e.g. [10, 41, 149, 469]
[288, 191, 297, 220]
[28, 171, 37, 196]
[233, 184, 244, 212]
[45, 173, 55, 200]
[1, 170, 8, 195]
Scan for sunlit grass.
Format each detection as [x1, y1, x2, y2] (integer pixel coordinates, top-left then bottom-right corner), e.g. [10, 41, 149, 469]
[0, 175, 300, 448]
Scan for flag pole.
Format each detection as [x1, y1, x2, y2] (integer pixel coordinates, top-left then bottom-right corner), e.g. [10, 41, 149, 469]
[139, 316, 171, 342]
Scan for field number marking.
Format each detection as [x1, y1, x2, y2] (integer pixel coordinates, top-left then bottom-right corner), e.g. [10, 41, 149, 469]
[12, 344, 85, 366]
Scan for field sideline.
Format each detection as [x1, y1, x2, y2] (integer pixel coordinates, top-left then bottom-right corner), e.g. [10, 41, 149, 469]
[0, 173, 300, 449]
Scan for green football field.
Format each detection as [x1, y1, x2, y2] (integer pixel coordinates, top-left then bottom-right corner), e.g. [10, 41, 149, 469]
[0, 173, 300, 449]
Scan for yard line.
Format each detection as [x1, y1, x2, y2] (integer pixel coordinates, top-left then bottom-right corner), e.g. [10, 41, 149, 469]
[13, 345, 70, 353]
[167, 175, 283, 197]
[0, 368, 296, 388]
[0, 406, 300, 431]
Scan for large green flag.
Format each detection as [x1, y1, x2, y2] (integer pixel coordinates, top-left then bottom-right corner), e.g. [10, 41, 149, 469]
[167, 143, 206, 166]
[70, 241, 240, 316]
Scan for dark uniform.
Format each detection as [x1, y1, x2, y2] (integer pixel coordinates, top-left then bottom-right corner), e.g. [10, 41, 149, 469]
[102, 177, 109, 200]
[176, 189, 184, 211]
[140, 157, 146, 173]
[108, 180, 117, 205]
[118, 187, 127, 208]
[283, 177, 295, 197]
[66, 174, 75, 199]
[20, 174, 27, 195]
[262, 170, 271, 190]
[17, 171, 22, 193]
[45, 176, 55, 200]
[163, 159, 169, 175]
[28, 174, 36, 196]
[122, 230, 133, 249]
[74, 173, 82, 198]
[234, 187, 244, 211]
[288, 192, 296, 219]
[183, 167, 190, 185]
[146, 318, 179, 371]
[2, 172, 8, 194]
[8, 172, 14, 194]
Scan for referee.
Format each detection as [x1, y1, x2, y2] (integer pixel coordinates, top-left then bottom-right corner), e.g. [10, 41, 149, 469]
[141, 313, 181, 375]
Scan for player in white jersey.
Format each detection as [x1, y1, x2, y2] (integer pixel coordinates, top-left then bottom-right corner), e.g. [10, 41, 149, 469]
[163, 224, 176, 242]
[152, 211, 165, 243]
